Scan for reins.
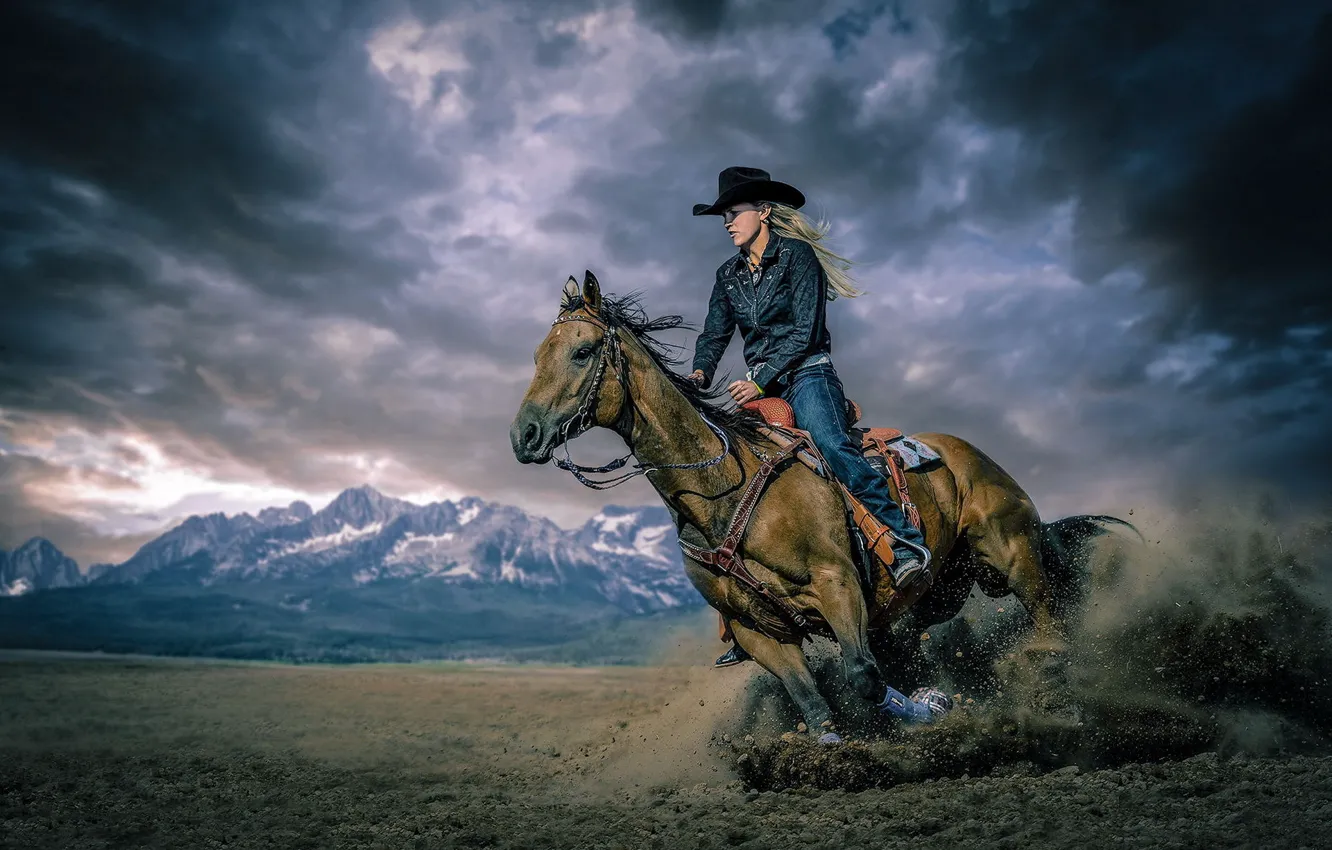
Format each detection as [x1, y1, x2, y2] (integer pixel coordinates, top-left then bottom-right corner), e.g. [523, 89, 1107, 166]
[549, 311, 731, 490]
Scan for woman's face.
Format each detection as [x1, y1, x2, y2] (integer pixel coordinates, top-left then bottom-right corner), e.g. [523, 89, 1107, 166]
[723, 203, 767, 249]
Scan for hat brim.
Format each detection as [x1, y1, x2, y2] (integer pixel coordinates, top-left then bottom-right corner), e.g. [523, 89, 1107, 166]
[693, 180, 806, 216]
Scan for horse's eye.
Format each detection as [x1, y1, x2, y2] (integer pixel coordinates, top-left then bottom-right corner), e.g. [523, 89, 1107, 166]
[572, 345, 594, 363]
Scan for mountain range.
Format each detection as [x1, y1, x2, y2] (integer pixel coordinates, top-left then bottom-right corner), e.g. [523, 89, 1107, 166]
[0, 486, 707, 663]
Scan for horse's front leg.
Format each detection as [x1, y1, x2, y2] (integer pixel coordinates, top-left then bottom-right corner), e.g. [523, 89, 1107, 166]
[728, 619, 840, 742]
[807, 568, 886, 706]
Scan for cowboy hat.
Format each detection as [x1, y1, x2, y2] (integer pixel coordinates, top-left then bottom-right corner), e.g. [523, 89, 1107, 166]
[692, 166, 806, 216]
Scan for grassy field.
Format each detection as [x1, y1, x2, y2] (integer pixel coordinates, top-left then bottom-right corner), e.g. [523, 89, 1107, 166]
[3, 651, 1331, 849]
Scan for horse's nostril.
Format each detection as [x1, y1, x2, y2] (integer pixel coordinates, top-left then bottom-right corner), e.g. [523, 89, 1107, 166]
[523, 422, 540, 450]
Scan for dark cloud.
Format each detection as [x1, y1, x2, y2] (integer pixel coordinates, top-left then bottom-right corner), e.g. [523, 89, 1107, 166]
[0, 0, 446, 323]
[0, 4, 456, 380]
[823, 2, 912, 58]
[535, 30, 583, 67]
[946, 0, 1332, 345]
[0, 453, 156, 567]
[632, 0, 732, 39]
[536, 209, 594, 234]
[632, 0, 857, 43]
[570, 67, 953, 273]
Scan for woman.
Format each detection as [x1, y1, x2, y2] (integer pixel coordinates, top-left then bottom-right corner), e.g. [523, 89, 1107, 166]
[686, 166, 930, 667]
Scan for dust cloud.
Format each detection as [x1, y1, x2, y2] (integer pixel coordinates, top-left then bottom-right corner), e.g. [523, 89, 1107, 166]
[570, 608, 750, 795]
[701, 502, 1332, 789]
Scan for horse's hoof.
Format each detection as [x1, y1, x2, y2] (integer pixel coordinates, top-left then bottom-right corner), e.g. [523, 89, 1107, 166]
[817, 731, 843, 745]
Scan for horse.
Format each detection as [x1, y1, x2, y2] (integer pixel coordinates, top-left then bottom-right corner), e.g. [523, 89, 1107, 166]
[511, 271, 1131, 739]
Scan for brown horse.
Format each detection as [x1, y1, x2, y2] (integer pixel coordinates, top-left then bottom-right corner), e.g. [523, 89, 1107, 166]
[511, 272, 1129, 738]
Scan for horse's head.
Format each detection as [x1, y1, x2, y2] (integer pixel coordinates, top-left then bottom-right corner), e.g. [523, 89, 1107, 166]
[511, 270, 629, 464]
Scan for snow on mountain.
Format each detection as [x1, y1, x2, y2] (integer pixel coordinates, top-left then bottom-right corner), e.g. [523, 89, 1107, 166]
[251, 521, 386, 569]
[2, 577, 33, 597]
[574, 505, 689, 609]
[86, 487, 698, 614]
[577, 505, 678, 565]
[457, 498, 483, 526]
[0, 538, 82, 596]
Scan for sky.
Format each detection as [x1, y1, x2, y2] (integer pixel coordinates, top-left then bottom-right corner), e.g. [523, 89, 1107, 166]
[2, 0, 1329, 568]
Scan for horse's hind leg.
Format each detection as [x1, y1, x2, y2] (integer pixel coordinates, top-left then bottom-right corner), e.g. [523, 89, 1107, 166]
[729, 620, 837, 738]
[870, 552, 978, 690]
[968, 514, 1064, 659]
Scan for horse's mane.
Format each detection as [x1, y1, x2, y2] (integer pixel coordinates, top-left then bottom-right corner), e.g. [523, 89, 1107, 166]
[560, 289, 767, 445]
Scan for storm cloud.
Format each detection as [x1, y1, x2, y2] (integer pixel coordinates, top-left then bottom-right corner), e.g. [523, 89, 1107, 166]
[2, 0, 1328, 563]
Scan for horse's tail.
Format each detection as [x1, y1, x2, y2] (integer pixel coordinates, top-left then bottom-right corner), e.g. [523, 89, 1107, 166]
[1041, 514, 1143, 617]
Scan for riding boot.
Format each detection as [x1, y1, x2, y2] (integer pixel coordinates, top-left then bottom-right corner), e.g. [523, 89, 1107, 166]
[714, 643, 752, 667]
[888, 538, 932, 589]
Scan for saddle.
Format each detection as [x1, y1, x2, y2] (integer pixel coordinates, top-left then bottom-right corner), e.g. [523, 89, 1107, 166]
[741, 397, 928, 584]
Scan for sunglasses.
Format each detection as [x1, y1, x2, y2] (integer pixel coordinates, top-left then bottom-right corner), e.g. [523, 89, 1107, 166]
[722, 206, 760, 224]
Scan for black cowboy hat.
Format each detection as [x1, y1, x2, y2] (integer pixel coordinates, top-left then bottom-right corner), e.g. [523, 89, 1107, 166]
[692, 166, 806, 216]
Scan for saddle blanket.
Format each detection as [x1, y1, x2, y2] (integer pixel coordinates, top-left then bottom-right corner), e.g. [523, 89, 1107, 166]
[887, 436, 941, 470]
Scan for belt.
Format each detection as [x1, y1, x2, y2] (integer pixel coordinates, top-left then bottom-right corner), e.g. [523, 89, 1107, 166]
[747, 353, 832, 381]
[746, 354, 833, 389]
[794, 353, 831, 370]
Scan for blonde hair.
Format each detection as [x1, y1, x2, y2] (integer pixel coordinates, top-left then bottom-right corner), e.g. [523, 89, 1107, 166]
[763, 202, 863, 300]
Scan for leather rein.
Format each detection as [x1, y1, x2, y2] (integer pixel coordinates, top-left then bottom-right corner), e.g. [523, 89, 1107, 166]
[547, 309, 821, 634]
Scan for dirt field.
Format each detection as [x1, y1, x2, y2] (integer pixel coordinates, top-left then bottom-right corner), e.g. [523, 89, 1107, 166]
[2, 651, 1330, 850]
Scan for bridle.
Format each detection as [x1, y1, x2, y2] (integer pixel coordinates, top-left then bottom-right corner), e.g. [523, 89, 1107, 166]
[548, 310, 731, 490]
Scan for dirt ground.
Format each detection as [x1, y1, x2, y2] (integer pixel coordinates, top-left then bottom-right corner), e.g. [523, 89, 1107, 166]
[2, 652, 1330, 850]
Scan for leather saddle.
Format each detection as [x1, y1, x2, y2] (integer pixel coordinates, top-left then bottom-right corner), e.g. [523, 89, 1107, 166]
[744, 396, 904, 447]
[740, 397, 926, 593]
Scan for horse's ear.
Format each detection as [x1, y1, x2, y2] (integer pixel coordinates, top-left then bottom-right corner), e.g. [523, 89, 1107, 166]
[582, 270, 602, 314]
[562, 275, 579, 306]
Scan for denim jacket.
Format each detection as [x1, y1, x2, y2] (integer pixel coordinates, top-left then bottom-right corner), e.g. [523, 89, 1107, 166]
[691, 232, 832, 394]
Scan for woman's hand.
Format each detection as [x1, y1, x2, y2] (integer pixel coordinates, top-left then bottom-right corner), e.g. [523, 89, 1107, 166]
[727, 380, 762, 406]
[686, 369, 706, 387]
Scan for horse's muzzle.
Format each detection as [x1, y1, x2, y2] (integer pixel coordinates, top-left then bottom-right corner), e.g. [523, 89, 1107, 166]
[510, 403, 555, 464]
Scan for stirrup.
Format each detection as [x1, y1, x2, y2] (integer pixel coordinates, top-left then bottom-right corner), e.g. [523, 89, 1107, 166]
[890, 536, 932, 589]
[890, 556, 928, 589]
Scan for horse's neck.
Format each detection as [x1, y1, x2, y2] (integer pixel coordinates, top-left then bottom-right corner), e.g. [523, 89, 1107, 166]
[618, 347, 749, 533]
[619, 350, 727, 475]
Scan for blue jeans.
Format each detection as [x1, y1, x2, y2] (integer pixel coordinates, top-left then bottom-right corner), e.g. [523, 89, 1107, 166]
[780, 363, 926, 553]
